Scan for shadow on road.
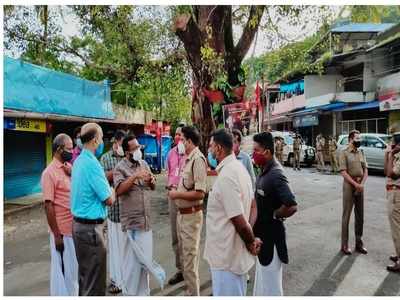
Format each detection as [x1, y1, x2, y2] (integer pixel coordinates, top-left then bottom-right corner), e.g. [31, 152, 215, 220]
[374, 272, 400, 296]
[304, 252, 357, 296]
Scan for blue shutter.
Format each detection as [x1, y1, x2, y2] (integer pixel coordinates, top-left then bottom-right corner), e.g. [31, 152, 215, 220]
[4, 130, 46, 200]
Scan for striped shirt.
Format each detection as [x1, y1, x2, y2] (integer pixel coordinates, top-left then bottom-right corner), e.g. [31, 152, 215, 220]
[100, 150, 123, 222]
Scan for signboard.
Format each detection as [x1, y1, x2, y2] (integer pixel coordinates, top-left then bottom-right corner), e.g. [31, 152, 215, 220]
[4, 118, 46, 133]
[378, 89, 400, 111]
[223, 101, 258, 135]
[293, 114, 319, 128]
[378, 72, 400, 111]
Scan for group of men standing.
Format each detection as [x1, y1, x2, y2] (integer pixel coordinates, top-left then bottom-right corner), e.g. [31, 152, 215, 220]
[166, 126, 297, 296]
[42, 123, 163, 296]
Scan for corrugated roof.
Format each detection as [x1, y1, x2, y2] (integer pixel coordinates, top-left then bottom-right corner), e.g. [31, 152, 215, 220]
[331, 23, 395, 33]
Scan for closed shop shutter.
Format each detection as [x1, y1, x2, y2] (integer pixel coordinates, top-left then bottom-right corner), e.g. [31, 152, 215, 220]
[4, 130, 46, 200]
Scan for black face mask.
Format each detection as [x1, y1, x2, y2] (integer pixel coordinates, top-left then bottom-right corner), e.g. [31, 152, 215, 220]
[353, 140, 361, 148]
[393, 134, 400, 145]
[61, 150, 73, 162]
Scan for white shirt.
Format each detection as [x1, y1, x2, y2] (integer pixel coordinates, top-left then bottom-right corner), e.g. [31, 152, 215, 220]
[204, 154, 254, 275]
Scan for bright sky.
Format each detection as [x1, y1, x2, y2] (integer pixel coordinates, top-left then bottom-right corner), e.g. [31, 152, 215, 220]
[5, 5, 343, 62]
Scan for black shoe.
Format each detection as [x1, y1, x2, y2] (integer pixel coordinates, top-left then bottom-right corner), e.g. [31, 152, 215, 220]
[168, 272, 184, 285]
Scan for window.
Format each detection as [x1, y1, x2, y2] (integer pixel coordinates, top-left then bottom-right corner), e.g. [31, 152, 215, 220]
[340, 136, 348, 145]
[365, 136, 380, 148]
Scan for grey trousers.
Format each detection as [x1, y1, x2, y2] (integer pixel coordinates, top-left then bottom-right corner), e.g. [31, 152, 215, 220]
[72, 220, 107, 296]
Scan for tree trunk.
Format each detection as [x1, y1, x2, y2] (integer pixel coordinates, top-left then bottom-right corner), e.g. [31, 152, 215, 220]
[174, 6, 265, 154]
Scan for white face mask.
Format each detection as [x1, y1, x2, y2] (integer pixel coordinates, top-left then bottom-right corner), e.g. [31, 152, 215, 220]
[131, 149, 142, 161]
[116, 145, 124, 157]
[177, 142, 185, 155]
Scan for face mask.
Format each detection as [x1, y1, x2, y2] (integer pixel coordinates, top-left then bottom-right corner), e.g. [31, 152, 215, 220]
[116, 145, 124, 157]
[95, 142, 104, 158]
[131, 149, 142, 162]
[76, 138, 83, 150]
[353, 140, 361, 148]
[208, 151, 218, 169]
[61, 150, 73, 162]
[177, 142, 185, 155]
[253, 151, 267, 166]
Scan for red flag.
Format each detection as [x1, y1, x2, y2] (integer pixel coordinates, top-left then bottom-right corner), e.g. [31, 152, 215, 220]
[255, 81, 261, 110]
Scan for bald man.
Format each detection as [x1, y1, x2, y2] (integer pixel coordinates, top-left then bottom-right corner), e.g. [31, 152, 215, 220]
[41, 133, 78, 296]
[71, 123, 115, 296]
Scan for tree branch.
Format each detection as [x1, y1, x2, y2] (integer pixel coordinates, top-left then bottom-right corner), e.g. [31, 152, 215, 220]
[174, 13, 203, 80]
[234, 5, 265, 63]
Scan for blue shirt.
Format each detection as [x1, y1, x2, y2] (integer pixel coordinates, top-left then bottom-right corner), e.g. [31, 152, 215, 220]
[237, 150, 256, 191]
[71, 149, 111, 219]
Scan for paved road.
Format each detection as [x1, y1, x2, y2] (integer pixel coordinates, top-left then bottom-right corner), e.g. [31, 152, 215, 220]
[4, 168, 400, 296]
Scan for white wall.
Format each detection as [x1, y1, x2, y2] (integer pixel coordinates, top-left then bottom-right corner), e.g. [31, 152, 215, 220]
[304, 75, 344, 99]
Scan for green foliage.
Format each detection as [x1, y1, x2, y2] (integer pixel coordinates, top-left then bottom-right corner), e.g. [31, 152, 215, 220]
[4, 5, 192, 126]
[349, 5, 400, 23]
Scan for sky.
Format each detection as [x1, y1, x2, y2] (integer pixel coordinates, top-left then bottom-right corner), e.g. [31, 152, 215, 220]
[5, 5, 343, 63]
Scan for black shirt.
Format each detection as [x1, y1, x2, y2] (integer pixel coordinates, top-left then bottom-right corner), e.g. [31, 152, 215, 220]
[253, 158, 297, 266]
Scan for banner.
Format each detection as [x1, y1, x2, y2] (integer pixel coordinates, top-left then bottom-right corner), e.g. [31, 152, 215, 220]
[223, 102, 258, 135]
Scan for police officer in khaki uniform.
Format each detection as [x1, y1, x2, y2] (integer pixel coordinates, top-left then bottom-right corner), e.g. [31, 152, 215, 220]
[328, 136, 338, 174]
[338, 130, 368, 255]
[168, 126, 207, 296]
[274, 137, 285, 164]
[293, 134, 302, 171]
[316, 134, 325, 172]
[384, 122, 400, 273]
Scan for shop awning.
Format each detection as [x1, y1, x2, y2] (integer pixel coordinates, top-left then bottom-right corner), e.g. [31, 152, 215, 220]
[268, 115, 292, 125]
[331, 100, 379, 112]
[289, 102, 347, 116]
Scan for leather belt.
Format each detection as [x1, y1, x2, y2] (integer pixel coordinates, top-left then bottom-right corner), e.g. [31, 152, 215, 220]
[386, 184, 400, 191]
[351, 177, 362, 183]
[178, 205, 203, 215]
[73, 217, 105, 225]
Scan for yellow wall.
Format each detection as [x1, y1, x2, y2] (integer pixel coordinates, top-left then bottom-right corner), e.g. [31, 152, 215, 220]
[46, 133, 53, 165]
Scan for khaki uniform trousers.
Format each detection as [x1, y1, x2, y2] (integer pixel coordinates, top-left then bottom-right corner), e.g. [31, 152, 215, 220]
[168, 197, 182, 272]
[330, 152, 338, 173]
[387, 190, 400, 257]
[177, 210, 203, 296]
[293, 150, 301, 169]
[342, 180, 364, 247]
[276, 152, 283, 164]
[317, 151, 325, 171]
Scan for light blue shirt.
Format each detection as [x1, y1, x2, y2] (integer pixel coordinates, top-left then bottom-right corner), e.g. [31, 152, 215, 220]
[71, 149, 111, 219]
[237, 150, 256, 191]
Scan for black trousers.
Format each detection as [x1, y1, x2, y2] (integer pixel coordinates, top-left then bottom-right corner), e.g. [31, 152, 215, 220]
[72, 220, 107, 296]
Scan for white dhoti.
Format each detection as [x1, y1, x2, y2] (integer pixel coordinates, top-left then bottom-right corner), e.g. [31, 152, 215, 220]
[121, 229, 166, 296]
[253, 246, 283, 296]
[107, 219, 126, 289]
[211, 269, 247, 296]
[49, 233, 79, 296]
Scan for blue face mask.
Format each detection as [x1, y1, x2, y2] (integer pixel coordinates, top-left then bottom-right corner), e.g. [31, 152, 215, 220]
[95, 142, 104, 158]
[208, 151, 218, 169]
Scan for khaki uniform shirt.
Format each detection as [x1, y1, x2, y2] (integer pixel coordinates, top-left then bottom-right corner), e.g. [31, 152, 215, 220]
[338, 146, 368, 178]
[275, 140, 283, 153]
[176, 147, 207, 209]
[387, 152, 400, 185]
[316, 137, 325, 151]
[328, 139, 337, 153]
[293, 138, 302, 151]
[113, 158, 152, 232]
